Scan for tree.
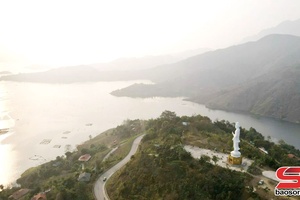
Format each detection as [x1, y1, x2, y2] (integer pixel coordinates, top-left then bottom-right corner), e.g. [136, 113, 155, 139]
[65, 151, 72, 159]
[160, 111, 177, 120]
[212, 155, 219, 165]
[278, 139, 286, 145]
[81, 148, 89, 154]
[199, 155, 210, 164]
[56, 156, 63, 162]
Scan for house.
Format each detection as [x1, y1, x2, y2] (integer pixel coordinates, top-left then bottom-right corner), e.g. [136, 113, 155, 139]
[78, 154, 91, 162]
[287, 153, 300, 160]
[288, 153, 296, 158]
[9, 188, 31, 200]
[77, 172, 91, 182]
[52, 161, 61, 167]
[31, 193, 47, 200]
[182, 122, 189, 126]
[258, 180, 264, 185]
[258, 147, 268, 154]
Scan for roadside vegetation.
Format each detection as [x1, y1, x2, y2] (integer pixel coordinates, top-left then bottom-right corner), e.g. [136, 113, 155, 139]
[1, 111, 300, 200]
[107, 111, 300, 200]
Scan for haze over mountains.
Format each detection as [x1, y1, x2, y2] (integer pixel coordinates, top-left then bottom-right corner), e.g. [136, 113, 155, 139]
[111, 34, 300, 123]
[242, 18, 300, 42]
[92, 48, 211, 71]
[1, 19, 300, 123]
[0, 48, 209, 82]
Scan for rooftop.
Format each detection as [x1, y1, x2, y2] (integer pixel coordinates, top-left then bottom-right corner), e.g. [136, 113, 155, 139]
[78, 172, 91, 182]
[31, 193, 47, 200]
[9, 188, 31, 200]
[78, 154, 91, 162]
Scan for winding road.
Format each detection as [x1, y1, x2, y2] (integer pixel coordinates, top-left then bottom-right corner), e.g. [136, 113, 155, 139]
[94, 134, 144, 200]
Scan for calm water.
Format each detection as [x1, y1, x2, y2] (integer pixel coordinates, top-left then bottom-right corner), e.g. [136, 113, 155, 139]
[0, 81, 300, 187]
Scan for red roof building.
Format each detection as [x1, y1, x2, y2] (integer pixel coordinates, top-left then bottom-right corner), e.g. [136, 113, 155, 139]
[31, 193, 47, 200]
[9, 188, 31, 200]
[78, 154, 91, 162]
[288, 153, 296, 158]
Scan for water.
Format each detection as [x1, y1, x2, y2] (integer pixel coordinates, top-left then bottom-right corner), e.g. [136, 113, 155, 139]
[0, 81, 300, 187]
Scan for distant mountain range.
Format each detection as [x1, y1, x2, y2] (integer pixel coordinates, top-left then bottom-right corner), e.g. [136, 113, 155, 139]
[1, 32, 300, 123]
[242, 18, 300, 42]
[0, 48, 209, 83]
[0, 71, 11, 75]
[112, 34, 300, 123]
[91, 48, 211, 71]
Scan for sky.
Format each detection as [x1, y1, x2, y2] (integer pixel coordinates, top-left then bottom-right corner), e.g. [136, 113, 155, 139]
[1, 0, 300, 70]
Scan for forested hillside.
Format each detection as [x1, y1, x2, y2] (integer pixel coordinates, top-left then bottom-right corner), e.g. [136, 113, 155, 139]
[106, 111, 300, 200]
[203, 65, 300, 123]
[1, 111, 300, 199]
[111, 35, 300, 123]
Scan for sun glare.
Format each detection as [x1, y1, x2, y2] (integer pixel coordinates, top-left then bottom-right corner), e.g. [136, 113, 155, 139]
[0, 0, 231, 66]
[1, 0, 300, 67]
[0, 144, 13, 187]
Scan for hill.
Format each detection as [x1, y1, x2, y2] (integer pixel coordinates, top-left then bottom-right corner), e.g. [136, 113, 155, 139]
[112, 34, 300, 123]
[0, 119, 145, 200]
[203, 65, 300, 123]
[0, 48, 209, 83]
[106, 111, 300, 200]
[92, 48, 210, 71]
[0, 65, 144, 83]
[242, 18, 300, 43]
[1, 111, 300, 199]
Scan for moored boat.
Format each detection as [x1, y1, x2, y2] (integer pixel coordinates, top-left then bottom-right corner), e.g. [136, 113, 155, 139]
[0, 114, 15, 135]
[0, 128, 9, 135]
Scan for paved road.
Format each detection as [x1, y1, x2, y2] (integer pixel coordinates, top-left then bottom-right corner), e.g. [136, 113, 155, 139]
[94, 134, 144, 200]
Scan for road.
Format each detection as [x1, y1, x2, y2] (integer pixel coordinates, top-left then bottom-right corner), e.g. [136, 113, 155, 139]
[94, 134, 144, 200]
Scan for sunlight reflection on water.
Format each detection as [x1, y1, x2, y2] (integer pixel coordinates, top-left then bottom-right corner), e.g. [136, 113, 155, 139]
[0, 134, 15, 187]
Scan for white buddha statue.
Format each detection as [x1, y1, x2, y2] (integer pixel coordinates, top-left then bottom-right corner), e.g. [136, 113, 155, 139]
[231, 122, 241, 157]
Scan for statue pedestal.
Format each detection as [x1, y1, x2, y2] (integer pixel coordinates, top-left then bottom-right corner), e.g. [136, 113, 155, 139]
[230, 150, 241, 157]
[228, 154, 242, 165]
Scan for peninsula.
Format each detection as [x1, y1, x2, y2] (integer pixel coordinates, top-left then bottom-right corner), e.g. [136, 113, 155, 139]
[1, 111, 299, 200]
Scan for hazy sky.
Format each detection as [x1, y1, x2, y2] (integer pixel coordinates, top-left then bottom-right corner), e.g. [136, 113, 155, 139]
[1, 0, 300, 68]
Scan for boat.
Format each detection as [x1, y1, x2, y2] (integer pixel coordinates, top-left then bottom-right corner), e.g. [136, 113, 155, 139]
[0, 128, 9, 135]
[0, 114, 15, 135]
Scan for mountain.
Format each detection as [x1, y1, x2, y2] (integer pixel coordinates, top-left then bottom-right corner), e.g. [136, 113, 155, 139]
[112, 34, 300, 123]
[0, 71, 11, 75]
[0, 65, 149, 83]
[2, 34, 300, 123]
[113, 34, 300, 93]
[0, 48, 209, 83]
[242, 19, 300, 43]
[91, 48, 210, 71]
[203, 65, 300, 123]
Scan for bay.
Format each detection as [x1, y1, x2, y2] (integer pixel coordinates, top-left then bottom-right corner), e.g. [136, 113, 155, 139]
[0, 81, 300, 187]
